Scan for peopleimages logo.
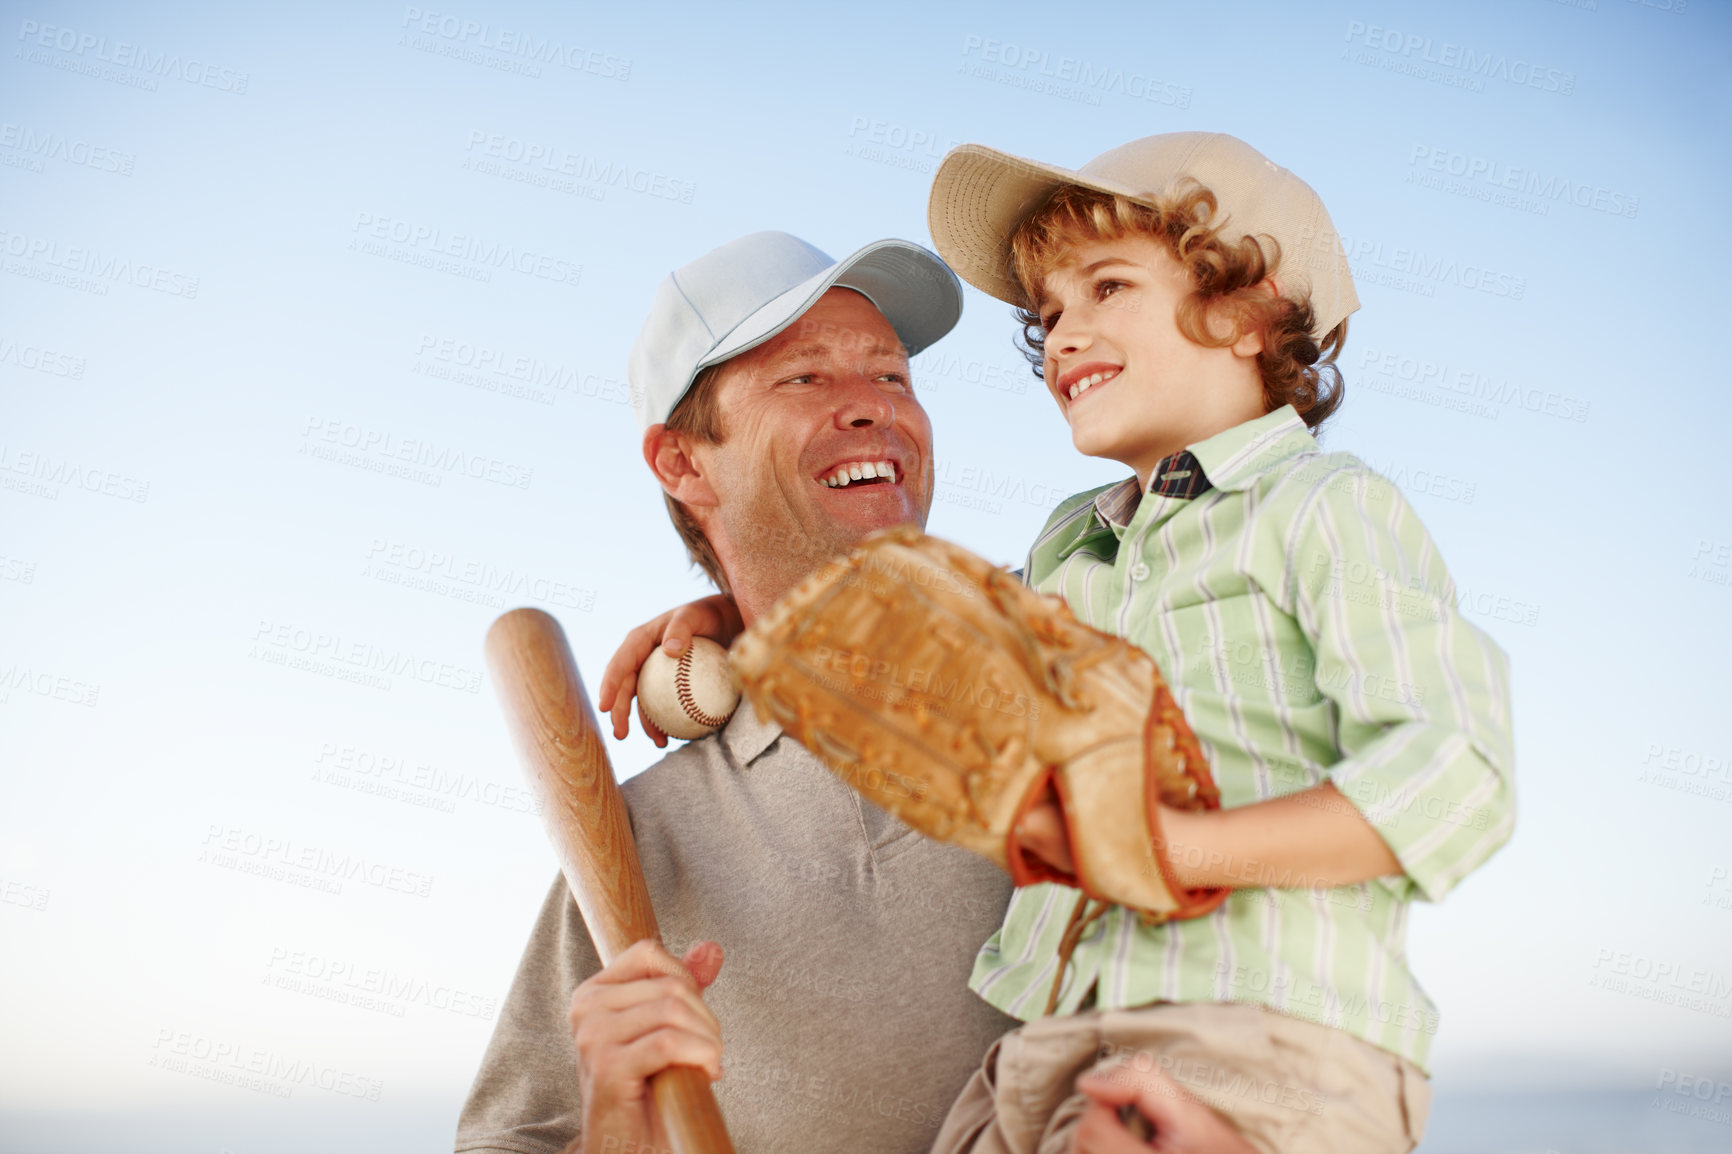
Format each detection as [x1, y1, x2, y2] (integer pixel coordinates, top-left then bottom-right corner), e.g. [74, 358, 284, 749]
[15, 18, 250, 93]
[1407, 145, 1639, 220]
[959, 35, 1192, 108]
[398, 7, 630, 79]
[0, 123, 135, 175]
[0, 228, 200, 298]
[1343, 21, 1575, 95]
[349, 212, 581, 287]
[462, 131, 695, 204]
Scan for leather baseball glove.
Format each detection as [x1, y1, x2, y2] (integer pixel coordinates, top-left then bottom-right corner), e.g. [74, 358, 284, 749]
[729, 524, 1227, 923]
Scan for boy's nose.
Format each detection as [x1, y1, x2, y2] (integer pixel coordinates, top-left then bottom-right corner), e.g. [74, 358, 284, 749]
[1048, 311, 1092, 358]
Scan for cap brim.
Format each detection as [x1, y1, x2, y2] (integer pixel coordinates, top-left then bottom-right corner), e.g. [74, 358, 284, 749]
[928, 144, 1146, 307]
[698, 239, 962, 375]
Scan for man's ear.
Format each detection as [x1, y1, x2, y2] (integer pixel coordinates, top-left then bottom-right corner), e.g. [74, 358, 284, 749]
[643, 424, 719, 509]
[1229, 275, 1282, 359]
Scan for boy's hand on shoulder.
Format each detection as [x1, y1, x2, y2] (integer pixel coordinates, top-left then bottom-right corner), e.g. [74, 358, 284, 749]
[597, 594, 744, 745]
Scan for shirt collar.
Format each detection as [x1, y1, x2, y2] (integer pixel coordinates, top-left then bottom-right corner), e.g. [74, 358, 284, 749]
[720, 701, 782, 767]
[1059, 406, 1317, 552]
[1089, 446, 1211, 531]
[1189, 404, 1317, 493]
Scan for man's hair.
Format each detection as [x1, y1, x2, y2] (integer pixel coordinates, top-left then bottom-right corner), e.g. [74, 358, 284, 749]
[1009, 181, 1347, 431]
[660, 362, 731, 593]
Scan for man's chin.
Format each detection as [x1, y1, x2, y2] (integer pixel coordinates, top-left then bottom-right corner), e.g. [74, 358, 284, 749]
[815, 484, 927, 539]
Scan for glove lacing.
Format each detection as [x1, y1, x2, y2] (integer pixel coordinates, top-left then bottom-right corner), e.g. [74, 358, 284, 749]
[1044, 891, 1112, 1016]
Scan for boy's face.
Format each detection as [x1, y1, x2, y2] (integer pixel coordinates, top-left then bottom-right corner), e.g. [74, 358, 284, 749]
[1035, 235, 1266, 483]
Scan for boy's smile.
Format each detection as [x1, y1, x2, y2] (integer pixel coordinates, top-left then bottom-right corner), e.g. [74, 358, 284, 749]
[1037, 235, 1267, 488]
[1058, 361, 1121, 402]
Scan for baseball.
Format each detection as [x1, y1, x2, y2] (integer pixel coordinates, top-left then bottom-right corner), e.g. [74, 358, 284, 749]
[637, 637, 740, 740]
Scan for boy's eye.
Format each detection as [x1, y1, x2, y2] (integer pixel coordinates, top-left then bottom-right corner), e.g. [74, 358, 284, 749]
[1095, 278, 1125, 300]
[1041, 310, 1062, 332]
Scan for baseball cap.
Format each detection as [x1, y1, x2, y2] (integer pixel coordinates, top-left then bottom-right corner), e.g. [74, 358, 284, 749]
[928, 133, 1358, 339]
[629, 230, 963, 432]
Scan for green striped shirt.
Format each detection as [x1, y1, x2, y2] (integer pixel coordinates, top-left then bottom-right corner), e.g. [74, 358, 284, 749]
[969, 406, 1516, 1071]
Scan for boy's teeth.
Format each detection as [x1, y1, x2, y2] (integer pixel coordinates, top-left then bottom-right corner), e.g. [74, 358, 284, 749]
[1068, 370, 1114, 400]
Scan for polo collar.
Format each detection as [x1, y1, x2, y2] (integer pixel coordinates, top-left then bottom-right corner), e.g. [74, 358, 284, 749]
[720, 700, 782, 767]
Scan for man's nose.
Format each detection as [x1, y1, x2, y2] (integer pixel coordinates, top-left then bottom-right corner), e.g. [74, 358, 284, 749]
[833, 373, 896, 429]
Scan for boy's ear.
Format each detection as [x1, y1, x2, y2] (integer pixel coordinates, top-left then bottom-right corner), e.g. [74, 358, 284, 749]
[643, 425, 720, 510]
[1229, 276, 1283, 359]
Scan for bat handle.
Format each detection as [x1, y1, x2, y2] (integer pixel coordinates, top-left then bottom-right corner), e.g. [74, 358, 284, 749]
[651, 1066, 736, 1154]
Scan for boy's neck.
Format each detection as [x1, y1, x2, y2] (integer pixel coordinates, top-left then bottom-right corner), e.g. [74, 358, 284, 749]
[1131, 442, 1191, 493]
[1125, 405, 1278, 492]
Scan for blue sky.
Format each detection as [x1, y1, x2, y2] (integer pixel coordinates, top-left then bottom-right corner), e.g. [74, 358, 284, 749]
[3, 2, 1729, 1150]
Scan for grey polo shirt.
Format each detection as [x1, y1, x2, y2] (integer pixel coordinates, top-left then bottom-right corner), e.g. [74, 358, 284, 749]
[455, 704, 1017, 1154]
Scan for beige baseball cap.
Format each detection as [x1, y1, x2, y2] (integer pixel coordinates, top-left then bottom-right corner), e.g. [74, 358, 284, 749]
[928, 132, 1358, 339]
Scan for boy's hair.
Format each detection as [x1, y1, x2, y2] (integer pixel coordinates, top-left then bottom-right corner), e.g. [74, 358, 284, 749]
[660, 362, 731, 594]
[1009, 181, 1346, 431]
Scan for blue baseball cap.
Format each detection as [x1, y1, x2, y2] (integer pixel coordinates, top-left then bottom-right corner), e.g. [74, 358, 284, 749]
[629, 230, 963, 432]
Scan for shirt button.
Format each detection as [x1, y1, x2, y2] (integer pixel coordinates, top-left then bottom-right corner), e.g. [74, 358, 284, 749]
[1130, 562, 1151, 581]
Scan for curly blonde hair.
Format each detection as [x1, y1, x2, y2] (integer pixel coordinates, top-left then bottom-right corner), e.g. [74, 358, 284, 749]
[1009, 181, 1347, 430]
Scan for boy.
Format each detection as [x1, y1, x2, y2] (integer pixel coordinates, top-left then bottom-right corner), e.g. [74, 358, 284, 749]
[918, 133, 1514, 1154]
[605, 134, 1514, 1153]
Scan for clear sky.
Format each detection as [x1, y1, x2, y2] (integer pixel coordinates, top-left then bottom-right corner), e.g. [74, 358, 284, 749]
[2, 1, 1729, 1151]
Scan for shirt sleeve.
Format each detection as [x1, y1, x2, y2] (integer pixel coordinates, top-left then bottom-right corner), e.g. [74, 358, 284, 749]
[454, 873, 594, 1154]
[1280, 461, 1516, 903]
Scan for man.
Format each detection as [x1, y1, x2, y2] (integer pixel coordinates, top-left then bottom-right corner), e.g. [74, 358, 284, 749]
[455, 231, 1258, 1154]
[457, 231, 1018, 1154]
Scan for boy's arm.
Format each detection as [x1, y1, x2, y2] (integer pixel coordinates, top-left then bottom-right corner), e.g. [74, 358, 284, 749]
[596, 594, 743, 745]
[1158, 782, 1399, 889]
[1158, 466, 1515, 899]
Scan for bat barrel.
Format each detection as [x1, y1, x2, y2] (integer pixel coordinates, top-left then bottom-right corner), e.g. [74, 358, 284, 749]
[486, 608, 735, 1154]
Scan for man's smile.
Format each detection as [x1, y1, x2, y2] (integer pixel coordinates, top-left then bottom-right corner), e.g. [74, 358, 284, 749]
[816, 458, 901, 488]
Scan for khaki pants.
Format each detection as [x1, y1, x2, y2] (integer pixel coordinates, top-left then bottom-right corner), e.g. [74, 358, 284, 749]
[931, 1003, 1430, 1154]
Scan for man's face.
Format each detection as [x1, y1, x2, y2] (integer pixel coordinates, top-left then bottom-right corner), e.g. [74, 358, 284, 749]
[694, 287, 933, 584]
[1036, 234, 1264, 479]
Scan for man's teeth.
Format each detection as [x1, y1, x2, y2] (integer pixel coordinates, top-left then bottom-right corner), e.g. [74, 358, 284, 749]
[1067, 370, 1117, 400]
[822, 460, 897, 487]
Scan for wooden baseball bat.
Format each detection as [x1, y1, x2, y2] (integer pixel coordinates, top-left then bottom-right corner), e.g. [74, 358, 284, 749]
[485, 607, 735, 1154]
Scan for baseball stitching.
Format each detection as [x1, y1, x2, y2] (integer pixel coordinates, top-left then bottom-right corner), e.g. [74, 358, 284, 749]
[675, 646, 731, 730]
